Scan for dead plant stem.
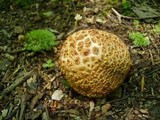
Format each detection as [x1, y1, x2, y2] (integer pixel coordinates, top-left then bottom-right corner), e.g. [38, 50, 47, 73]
[0, 71, 32, 100]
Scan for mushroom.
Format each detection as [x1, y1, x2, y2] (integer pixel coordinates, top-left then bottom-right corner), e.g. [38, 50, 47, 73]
[59, 29, 132, 97]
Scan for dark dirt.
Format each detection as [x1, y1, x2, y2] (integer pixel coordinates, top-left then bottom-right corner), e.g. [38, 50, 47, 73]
[0, 1, 160, 120]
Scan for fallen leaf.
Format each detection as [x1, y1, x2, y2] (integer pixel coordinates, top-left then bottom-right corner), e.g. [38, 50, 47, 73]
[101, 103, 111, 114]
[74, 14, 82, 21]
[51, 90, 64, 101]
[14, 26, 23, 34]
[88, 101, 95, 119]
[132, 3, 160, 19]
[1, 109, 8, 118]
[141, 74, 145, 92]
[139, 109, 148, 114]
[89, 101, 95, 112]
[96, 18, 106, 24]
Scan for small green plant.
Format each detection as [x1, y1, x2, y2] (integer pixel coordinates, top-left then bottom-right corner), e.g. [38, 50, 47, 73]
[129, 32, 150, 47]
[122, 0, 132, 10]
[121, 0, 133, 16]
[42, 59, 54, 68]
[133, 20, 140, 29]
[24, 29, 57, 52]
[152, 23, 160, 33]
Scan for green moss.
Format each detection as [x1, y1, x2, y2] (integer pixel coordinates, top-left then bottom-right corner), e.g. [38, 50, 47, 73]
[133, 20, 140, 29]
[129, 32, 150, 47]
[24, 29, 57, 52]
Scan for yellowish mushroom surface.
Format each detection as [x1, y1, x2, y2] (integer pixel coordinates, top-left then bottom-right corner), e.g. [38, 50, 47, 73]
[59, 29, 132, 97]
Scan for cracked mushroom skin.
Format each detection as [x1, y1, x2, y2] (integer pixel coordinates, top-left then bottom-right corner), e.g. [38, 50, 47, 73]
[59, 29, 132, 97]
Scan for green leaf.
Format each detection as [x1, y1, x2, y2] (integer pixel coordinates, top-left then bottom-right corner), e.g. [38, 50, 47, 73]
[46, 59, 53, 64]
[132, 3, 160, 19]
[2, 109, 8, 118]
[42, 11, 53, 17]
[42, 59, 54, 68]
[133, 20, 140, 29]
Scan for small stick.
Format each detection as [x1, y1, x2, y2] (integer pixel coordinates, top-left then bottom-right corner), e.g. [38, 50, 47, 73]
[30, 91, 44, 110]
[149, 36, 159, 54]
[44, 103, 52, 120]
[111, 8, 160, 23]
[108, 95, 129, 103]
[0, 49, 25, 54]
[148, 49, 154, 65]
[19, 93, 28, 120]
[0, 71, 33, 100]
[111, 8, 137, 23]
[2, 65, 20, 82]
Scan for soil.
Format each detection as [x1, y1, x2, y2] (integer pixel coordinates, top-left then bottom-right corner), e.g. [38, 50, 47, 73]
[0, 1, 160, 120]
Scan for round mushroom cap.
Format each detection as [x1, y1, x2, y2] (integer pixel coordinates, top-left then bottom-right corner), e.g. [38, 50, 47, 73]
[59, 29, 132, 97]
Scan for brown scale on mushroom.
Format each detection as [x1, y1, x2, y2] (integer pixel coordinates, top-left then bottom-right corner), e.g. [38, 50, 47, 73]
[59, 29, 132, 97]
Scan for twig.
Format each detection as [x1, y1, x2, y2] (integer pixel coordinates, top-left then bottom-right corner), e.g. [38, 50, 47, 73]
[44, 103, 52, 120]
[111, 8, 137, 23]
[111, 8, 160, 23]
[145, 66, 160, 76]
[0, 49, 25, 54]
[140, 95, 160, 100]
[5, 99, 21, 120]
[0, 71, 33, 100]
[30, 91, 44, 110]
[42, 76, 56, 91]
[151, 0, 158, 6]
[2, 65, 20, 82]
[108, 95, 130, 103]
[149, 36, 159, 54]
[19, 93, 28, 120]
[148, 49, 154, 65]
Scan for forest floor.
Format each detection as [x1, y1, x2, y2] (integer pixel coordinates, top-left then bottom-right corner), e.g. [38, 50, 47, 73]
[0, 1, 160, 120]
